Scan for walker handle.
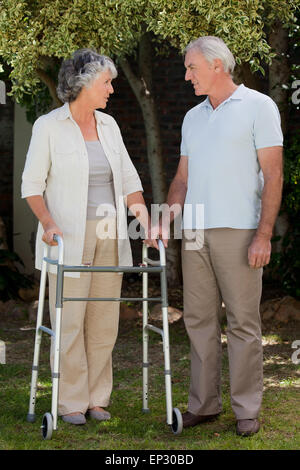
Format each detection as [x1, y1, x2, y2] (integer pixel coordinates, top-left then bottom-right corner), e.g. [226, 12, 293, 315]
[52, 234, 64, 265]
[143, 239, 166, 267]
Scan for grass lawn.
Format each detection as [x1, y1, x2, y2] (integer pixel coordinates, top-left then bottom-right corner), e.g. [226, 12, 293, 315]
[0, 282, 299, 451]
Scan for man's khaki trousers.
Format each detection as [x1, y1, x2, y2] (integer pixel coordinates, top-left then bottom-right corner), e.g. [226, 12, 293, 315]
[48, 219, 122, 416]
[182, 228, 263, 420]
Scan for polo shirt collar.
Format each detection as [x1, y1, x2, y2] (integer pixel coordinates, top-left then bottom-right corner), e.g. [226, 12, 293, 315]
[229, 83, 247, 100]
[56, 102, 110, 125]
[200, 84, 246, 109]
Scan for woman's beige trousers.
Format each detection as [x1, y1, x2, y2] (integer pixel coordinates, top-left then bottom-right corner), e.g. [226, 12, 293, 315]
[48, 218, 122, 416]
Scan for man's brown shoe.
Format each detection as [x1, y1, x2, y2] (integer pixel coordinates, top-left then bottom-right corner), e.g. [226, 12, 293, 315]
[182, 411, 220, 428]
[236, 419, 260, 436]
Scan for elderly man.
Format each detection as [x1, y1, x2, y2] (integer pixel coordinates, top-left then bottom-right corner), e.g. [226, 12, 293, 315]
[164, 36, 283, 436]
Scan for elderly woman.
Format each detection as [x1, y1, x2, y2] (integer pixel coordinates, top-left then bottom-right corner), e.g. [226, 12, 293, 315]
[22, 49, 156, 425]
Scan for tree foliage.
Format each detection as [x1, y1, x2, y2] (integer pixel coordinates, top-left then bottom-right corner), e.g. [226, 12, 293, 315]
[0, 0, 298, 103]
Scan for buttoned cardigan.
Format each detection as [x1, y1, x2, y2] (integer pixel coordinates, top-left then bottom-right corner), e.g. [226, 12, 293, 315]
[21, 103, 143, 276]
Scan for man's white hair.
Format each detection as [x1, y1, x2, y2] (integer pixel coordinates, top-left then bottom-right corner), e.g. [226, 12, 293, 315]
[185, 36, 236, 76]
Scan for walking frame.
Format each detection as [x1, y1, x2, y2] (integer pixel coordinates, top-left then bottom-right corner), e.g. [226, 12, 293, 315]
[27, 235, 183, 439]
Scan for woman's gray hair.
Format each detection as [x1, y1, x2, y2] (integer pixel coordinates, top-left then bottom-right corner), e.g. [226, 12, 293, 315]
[57, 48, 118, 103]
[185, 36, 236, 75]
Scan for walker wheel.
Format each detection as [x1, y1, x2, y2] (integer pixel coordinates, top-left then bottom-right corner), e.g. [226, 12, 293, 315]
[171, 408, 183, 435]
[41, 412, 53, 440]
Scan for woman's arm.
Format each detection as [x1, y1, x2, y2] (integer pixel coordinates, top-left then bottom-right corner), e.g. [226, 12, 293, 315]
[26, 195, 63, 246]
[22, 116, 62, 246]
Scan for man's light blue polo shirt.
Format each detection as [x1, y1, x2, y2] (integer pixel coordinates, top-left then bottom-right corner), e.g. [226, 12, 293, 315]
[180, 84, 283, 229]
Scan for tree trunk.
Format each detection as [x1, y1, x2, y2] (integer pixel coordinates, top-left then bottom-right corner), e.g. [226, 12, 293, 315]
[36, 68, 62, 108]
[268, 22, 289, 135]
[119, 35, 180, 285]
[119, 44, 167, 204]
[268, 22, 290, 252]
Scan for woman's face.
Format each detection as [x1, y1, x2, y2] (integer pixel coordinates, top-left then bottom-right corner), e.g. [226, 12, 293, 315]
[83, 69, 114, 109]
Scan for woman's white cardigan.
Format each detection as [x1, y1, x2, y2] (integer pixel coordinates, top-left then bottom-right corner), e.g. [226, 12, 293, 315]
[21, 103, 143, 276]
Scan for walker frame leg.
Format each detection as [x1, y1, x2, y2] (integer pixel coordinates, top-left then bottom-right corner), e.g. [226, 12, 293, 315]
[27, 250, 48, 423]
[161, 275, 183, 434]
[160, 270, 173, 426]
[142, 248, 150, 413]
[51, 264, 64, 431]
[141, 244, 182, 434]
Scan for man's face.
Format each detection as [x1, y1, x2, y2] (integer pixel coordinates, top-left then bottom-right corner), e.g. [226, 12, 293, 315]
[184, 49, 217, 96]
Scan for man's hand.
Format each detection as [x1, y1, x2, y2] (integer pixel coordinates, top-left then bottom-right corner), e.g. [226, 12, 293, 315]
[143, 231, 159, 250]
[147, 221, 169, 249]
[248, 233, 271, 269]
[151, 220, 170, 248]
[143, 222, 169, 250]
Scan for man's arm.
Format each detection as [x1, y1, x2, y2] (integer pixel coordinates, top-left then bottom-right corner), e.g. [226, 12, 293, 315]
[156, 156, 188, 246]
[166, 156, 189, 220]
[248, 146, 283, 269]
